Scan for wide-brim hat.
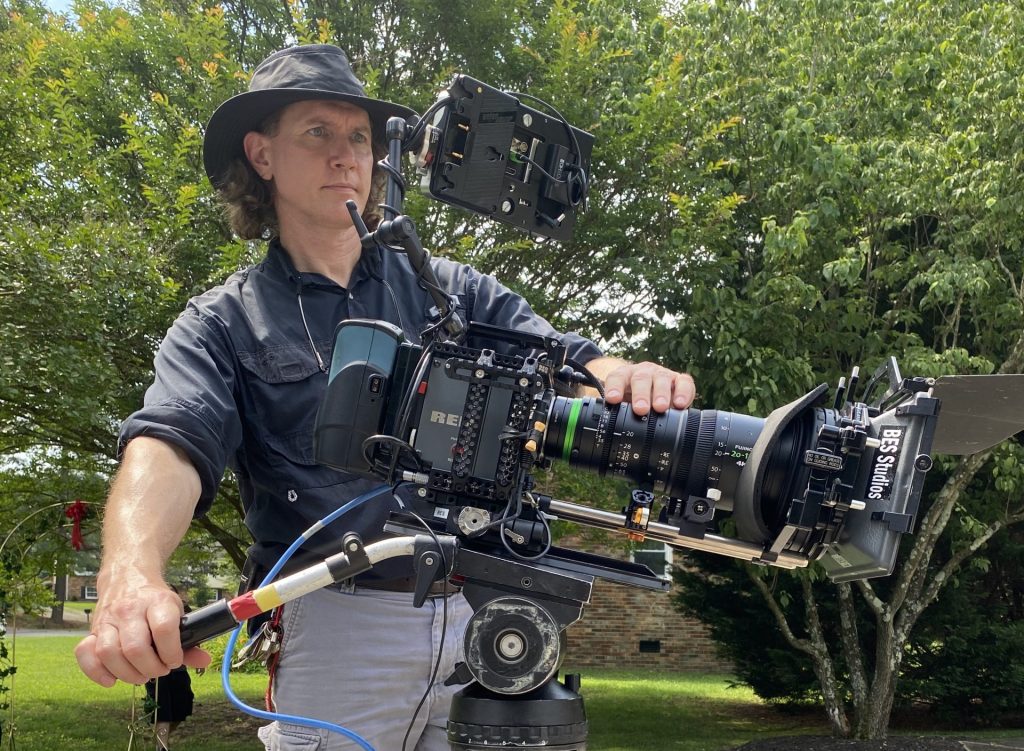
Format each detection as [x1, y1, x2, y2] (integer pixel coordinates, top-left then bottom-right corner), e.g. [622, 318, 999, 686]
[203, 44, 416, 189]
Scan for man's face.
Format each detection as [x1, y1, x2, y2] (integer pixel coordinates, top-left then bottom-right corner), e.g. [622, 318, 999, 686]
[244, 99, 375, 233]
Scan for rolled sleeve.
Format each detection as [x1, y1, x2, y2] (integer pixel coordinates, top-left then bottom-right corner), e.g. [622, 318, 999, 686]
[118, 308, 242, 515]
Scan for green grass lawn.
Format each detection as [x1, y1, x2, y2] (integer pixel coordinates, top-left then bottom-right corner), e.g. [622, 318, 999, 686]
[1, 636, 823, 751]
[567, 669, 828, 750]
[12, 635, 1022, 750]
[10, 634, 1021, 749]
[6, 635, 266, 751]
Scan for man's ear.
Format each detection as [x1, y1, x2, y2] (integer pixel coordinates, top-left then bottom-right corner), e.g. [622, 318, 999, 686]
[243, 131, 273, 180]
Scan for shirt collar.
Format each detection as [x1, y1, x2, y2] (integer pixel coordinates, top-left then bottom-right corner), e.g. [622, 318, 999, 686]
[264, 238, 383, 291]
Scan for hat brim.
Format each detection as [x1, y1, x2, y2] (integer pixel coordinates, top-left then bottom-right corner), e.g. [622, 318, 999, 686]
[203, 88, 416, 188]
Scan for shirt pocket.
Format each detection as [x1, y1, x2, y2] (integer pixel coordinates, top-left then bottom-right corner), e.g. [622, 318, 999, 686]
[237, 342, 327, 467]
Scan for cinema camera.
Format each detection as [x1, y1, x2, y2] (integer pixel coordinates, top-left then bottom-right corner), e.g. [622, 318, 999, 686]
[180, 74, 1024, 750]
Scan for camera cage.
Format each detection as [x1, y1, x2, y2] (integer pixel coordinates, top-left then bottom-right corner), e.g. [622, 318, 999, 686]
[313, 316, 947, 585]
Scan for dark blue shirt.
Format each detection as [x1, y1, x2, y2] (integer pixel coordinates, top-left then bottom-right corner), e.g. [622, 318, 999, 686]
[119, 240, 603, 574]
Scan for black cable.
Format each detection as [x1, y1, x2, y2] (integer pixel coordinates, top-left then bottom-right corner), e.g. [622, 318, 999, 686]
[507, 90, 589, 211]
[399, 503, 451, 751]
[500, 519, 552, 561]
[377, 202, 403, 218]
[513, 153, 561, 184]
[402, 94, 453, 151]
[498, 492, 553, 562]
[361, 435, 423, 481]
[379, 236, 460, 341]
[393, 342, 433, 437]
[375, 159, 406, 199]
[376, 276, 408, 336]
[566, 358, 606, 398]
[476, 494, 518, 534]
[418, 297, 461, 343]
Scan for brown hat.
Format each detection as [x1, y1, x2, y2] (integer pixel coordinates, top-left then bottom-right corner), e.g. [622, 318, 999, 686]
[202, 44, 415, 188]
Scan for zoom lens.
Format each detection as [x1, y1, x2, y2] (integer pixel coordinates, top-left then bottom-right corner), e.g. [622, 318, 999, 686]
[544, 397, 765, 513]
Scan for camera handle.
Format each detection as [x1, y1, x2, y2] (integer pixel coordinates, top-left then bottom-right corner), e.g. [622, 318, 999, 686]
[179, 534, 449, 647]
[344, 116, 466, 342]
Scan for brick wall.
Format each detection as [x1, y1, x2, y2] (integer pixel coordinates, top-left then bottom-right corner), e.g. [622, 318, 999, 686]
[558, 535, 732, 673]
[557, 528, 733, 672]
[67, 574, 98, 600]
[564, 578, 731, 672]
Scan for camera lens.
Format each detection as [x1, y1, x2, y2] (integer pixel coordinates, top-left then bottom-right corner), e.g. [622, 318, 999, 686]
[544, 397, 765, 514]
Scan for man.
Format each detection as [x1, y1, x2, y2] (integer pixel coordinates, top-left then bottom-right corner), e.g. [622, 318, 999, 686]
[75, 44, 695, 750]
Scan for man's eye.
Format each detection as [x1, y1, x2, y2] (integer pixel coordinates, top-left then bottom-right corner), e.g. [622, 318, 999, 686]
[352, 131, 369, 144]
[308, 126, 326, 137]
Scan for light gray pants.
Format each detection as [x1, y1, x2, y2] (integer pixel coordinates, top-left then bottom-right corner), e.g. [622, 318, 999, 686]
[257, 584, 473, 751]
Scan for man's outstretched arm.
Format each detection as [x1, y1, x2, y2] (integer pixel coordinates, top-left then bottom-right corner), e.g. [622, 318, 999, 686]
[75, 436, 211, 686]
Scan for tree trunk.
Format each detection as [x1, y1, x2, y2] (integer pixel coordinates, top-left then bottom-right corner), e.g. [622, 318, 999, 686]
[811, 647, 852, 737]
[854, 623, 900, 739]
[49, 568, 67, 626]
[801, 577, 852, 737]
[857, 666, 898, 739]
[837, 583, 869, 710]
[748, 570, 851, 736]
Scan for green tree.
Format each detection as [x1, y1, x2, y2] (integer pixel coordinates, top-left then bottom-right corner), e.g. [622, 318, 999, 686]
[656, 0, 1024, 739]
[0, 0, 255, 582]
[901, 528, 1024, 723]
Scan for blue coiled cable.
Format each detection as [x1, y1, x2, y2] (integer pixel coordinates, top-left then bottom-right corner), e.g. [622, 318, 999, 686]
[218, 484, 392, 751]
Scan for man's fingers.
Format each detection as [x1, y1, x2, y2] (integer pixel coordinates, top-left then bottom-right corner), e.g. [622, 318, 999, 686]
[77, 582, 190, 687]
[92, 622, 153, 685]
[602, 362, 695, 416]
[650, 370, 676, 413]
[148, 599, 185, 668]
[672, 372, 696, 409]
[75, 634, 118, 688]
[629, 368, 654, 415]
[603, 370, 630, 403]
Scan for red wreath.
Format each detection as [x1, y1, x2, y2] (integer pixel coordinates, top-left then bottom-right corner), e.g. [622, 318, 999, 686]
[65, 499, 88, 551]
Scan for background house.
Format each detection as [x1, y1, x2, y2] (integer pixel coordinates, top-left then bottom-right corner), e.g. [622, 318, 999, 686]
[562, 537, 730, 672]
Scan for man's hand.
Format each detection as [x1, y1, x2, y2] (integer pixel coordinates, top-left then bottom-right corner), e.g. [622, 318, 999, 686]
[586, 358, 696, 416]
[74, 579, 211, 687]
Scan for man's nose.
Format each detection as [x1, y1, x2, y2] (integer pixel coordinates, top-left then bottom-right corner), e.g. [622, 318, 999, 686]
[329, 138, 356, 168]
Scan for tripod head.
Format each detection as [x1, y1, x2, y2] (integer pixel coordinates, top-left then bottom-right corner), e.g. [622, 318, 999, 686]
[181, 527, 608, 750]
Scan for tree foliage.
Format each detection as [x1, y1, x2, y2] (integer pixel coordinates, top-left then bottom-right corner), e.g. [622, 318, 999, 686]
[1, 0, 1023, 740]
[0, 0, 254, 616]
[663, 0, 1024, 738]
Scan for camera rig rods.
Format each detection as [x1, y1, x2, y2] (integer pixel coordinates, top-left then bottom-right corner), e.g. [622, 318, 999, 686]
[542, 497, 808, 569]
